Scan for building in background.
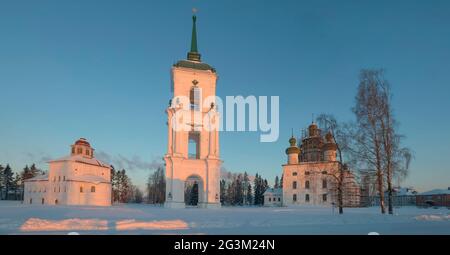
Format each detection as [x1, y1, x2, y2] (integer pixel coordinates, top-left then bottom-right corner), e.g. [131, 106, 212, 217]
[416, 188, 450, 207]
[23, 138, 112, 206]
[371, 186, 418, 207]
[263, 188, 282, 207]
[282, 122, 361, 207]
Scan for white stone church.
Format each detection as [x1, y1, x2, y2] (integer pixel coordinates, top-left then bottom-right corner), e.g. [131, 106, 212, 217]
[24, 138, 112, 206]
[280, 123, 361, 207]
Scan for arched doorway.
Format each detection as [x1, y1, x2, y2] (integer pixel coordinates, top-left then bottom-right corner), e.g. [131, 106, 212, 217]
[184, 175, 204, 207]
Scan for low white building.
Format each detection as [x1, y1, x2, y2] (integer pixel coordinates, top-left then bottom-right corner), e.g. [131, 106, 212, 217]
[263, 188, 283, 207]
[24, 138, 112, 206]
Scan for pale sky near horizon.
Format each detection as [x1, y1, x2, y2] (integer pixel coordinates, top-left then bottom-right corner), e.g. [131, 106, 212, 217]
[1, 0, 450, 192]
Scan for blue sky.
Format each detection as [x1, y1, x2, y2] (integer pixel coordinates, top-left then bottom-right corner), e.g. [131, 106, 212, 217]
[1, 0, 449, 192]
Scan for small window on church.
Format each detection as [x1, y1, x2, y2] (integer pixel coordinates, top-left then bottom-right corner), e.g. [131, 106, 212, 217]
[188, 132, 200, 159]
[80, 186, 83, 193]
[293, 194, 297, 202]
[292, 172, 297, 176]
[305, 194, 310, 202]
[292, 181, 297, 189]
[269, 197, 271, 202]
[58, 176, 60, 182]
[305, 180, 310, 189]
[91, 186, 95, 193]
[322, 179, 327, 189]
[323, 194, 327, 202]
[86, 149, 90, 156]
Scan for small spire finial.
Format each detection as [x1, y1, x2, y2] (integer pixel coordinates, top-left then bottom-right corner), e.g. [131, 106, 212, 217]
[187, 8, 201, 61]
[291, 128, 294, 138]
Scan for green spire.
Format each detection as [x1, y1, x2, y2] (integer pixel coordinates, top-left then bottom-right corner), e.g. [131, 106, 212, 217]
[191, 15, 198, 53]
[187, 15, 201, 61]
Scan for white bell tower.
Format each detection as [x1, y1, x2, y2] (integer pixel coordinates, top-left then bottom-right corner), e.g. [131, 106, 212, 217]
[164, 14, 222, 208]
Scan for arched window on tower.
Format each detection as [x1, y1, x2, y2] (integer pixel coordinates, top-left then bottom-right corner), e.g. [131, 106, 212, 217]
[91, 186, 95, 193]
[322, 179, 327, 189]
[305, 180, 310, 189]
[190, 86, 201, 111]
[188, 132, 200, 159]
[292, 181, 297, 189]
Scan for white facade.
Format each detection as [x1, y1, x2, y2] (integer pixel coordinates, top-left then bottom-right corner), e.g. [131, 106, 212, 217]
[282, 123, 361, 207]
[263, 188, 283, 207]
[164, 15, 221, 209]
[24, 138, 112, 206]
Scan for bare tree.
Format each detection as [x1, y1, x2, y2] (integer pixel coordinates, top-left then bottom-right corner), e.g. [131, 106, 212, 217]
[316, 114, 346, 214]
[351, 69, 412, 214]
[378, 76, 412, 214]
[352, 69, 387, 214]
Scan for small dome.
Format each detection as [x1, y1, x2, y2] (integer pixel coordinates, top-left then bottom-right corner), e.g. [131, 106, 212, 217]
[289, 136, 296, 146]
[286, 146, 300, 155]
[308, 122, 319, 136]
[75, 138, 90, 147]
[286, 136, 300, 155]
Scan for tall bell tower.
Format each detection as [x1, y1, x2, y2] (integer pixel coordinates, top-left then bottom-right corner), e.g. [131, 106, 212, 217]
[164, 14, 221, 208]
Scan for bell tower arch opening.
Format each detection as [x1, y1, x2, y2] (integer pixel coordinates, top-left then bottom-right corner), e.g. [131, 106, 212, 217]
[184, 175, 205, 207]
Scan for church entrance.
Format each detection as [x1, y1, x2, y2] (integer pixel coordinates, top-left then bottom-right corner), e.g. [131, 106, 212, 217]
[184, 175, 203, 207]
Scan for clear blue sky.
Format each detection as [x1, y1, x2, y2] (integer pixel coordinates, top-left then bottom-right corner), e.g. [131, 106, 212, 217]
[1, 0, 449, 192]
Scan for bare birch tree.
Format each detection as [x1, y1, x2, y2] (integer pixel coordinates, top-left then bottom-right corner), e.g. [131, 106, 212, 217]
[352, 69, 387, 214]
[378, 76, 412, 214]
[351, 69, 412, 214]
[317, 114, 346, 214]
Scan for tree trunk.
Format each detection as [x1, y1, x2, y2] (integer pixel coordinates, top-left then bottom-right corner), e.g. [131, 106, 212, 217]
[377, 170, 385, 214]
[387, 170, 393, 214]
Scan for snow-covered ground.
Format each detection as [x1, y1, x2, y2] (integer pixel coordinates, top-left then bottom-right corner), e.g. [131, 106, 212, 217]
[0, 201, 449, 235]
